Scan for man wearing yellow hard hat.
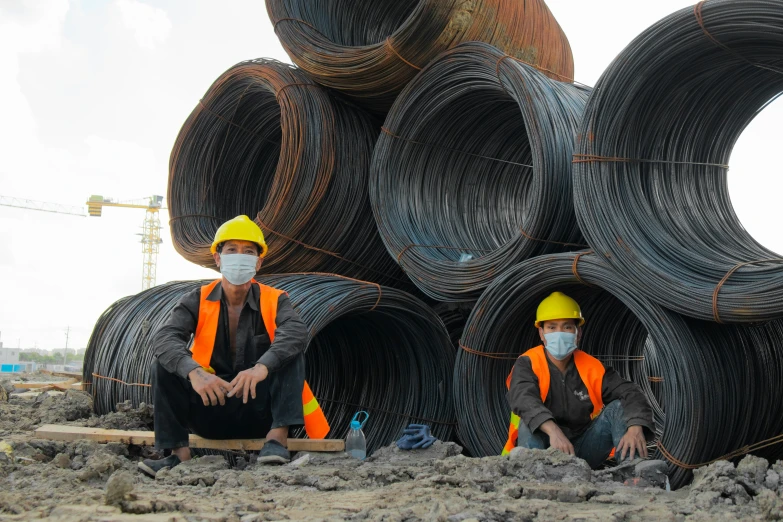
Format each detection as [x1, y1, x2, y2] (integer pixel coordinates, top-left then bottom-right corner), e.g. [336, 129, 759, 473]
[140, 216, 328, 477]
[503, 292, 653, 468]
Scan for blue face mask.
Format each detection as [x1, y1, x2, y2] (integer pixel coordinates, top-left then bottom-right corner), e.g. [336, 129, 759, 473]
[219, 254, 258, 285]
[544, 332, 578, 360]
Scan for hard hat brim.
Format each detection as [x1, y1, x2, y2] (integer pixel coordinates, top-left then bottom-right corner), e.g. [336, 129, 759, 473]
[210, 241, 268, 258]
[534, 317, 585, 328]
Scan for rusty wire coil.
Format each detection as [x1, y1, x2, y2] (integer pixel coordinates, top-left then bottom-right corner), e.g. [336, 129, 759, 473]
[574, 0, 783, 323]
[84, 274, 455, 454]
[168, 59, 407, 288]
[454, 251, 783, 488]
[371, 42, 589, 302]
[266, 0, 574, 114]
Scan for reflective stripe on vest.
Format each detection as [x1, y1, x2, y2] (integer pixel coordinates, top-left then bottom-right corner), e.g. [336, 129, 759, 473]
[190, 279, 330, 439]
[501, 345, 605, 455]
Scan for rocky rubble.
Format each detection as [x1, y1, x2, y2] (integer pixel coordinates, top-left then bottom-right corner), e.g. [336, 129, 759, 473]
[1, 382, 783, 521]
[685, 455, 783, 518]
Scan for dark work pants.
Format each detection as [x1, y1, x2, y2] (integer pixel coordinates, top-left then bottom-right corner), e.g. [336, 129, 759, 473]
[151, 356, 305, 449]
[516, 400, 629, 469]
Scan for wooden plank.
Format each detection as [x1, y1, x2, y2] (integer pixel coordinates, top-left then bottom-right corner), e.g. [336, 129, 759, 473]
[33, 425, 345, 452]
[51, 379, 79, 391]
[13, 382, 53, 390]
[13, 378, 78, 391]
[41, 370, 83, 379]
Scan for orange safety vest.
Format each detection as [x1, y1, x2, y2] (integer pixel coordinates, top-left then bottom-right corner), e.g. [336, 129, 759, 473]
[191, 279, 330, 440]
[502, 345, 605, 455]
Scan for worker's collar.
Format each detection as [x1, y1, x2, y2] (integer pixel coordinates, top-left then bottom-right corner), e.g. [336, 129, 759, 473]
[546, 352, 575, 372]
[206, 281, 260, 311]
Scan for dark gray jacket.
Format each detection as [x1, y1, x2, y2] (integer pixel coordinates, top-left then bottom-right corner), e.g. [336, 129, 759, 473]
[506, 350, 655, 441]
[153, 283, 308, 381]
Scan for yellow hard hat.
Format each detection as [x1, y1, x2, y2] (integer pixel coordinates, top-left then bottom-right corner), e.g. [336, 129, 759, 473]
[210, 215, 268, 257]
[535, 291, 584, 327]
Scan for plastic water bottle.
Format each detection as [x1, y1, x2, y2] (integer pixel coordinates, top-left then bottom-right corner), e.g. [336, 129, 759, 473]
[346, 411, 369, 460]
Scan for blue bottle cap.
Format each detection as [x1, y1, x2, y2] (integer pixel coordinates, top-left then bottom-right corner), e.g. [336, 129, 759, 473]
[350, 411, 369, 430]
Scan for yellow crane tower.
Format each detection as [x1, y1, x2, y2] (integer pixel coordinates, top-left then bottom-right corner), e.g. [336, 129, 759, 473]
[86, 195, 164, 290]
[0, 194, 166, 290]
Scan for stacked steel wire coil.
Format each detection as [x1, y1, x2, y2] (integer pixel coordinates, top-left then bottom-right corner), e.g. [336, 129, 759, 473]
[84, 275, 454, 453]
[433, 303, 472, 353]
[168, 59, 408, 288]
[453, 252, 783, 488]
[371, 42, 589, 302]
[266, 0, 574, 114]
[573, 0, 783, 323]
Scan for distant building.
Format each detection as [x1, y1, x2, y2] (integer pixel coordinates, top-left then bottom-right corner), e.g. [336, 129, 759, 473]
[0, 347, 26, 373]
[0, 348, 19, 364]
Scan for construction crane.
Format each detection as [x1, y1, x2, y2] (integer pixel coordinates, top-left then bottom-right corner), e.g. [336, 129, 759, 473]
[0, 195, 85, 217]
[86, 195, 165, 290]
[0, 194, 165, 291]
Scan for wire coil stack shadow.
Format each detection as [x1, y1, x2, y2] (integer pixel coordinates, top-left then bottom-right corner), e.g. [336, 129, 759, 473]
[573, 0, 783, 323]
[168, 59, 407, 288]
[371, 42, 589, 302]
[453, 252, 783, 488]
[84, 275, 454, 454]
[433, 303, 473, 353]
[266, 0, 574, 114]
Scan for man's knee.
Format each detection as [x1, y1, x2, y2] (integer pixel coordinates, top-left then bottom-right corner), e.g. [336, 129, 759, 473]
[603, 400, 624, 419]
[516, 422, 547, 450]
[151, 358, 189, 397]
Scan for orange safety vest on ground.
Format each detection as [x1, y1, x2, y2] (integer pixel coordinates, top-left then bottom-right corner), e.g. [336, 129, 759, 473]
[191, 279, 330, 440]
[502, 345, 605, 455]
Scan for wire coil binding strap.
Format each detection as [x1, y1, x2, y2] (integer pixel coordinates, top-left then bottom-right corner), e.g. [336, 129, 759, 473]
[712, 259, 783, 323]
[92, 373, 151, 388]
[658, 433, 783, 470]
[572, 154, 730, 169]
[197, 100, 281, 145]
[317, 397, 456, 426]
[572, 251, 595, 287]
[275, 82, 323, 101]
[694, 1, 783, 76]
[495, 54, 575, 84]
[459, 342, 519, 361]
[380, 127, 534, 168]
[256, 215, 410, 286]
[384, 38, 421, 70]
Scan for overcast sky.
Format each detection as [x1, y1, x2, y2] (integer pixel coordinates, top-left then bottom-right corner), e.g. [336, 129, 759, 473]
[1, 0, 780, 351]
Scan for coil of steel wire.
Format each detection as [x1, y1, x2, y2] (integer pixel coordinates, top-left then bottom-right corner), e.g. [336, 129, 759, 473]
[265, 0, 574, 114]
[433, 303, 473, 353]
[371, 42, 589, 302]
[84, 274, 454, 454]
[168, 59, 408, 289]
[453, 252, 783, 488]
[573, 0, 783, 323]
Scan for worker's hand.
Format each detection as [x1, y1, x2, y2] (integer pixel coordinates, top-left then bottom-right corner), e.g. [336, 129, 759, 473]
[617, 425, 648, 461]
[188, 368, 231, 407]
[539, 420, 575, 456]
[227, 364, 269, 404]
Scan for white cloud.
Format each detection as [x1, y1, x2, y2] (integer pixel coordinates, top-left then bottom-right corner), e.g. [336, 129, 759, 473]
[0, 0, 70, 190]
[116, 0, 172, 50]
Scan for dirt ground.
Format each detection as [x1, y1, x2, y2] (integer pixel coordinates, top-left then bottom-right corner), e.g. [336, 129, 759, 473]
[1, 376, 783, 521]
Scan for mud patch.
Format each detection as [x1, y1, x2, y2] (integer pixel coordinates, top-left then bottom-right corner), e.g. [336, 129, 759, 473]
[85, 400, 154, 431]
[35, 390, 93, 424]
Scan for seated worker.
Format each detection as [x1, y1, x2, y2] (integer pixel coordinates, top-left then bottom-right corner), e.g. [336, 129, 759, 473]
[503, 292, 654, 469]
[139, 215, 326, 477]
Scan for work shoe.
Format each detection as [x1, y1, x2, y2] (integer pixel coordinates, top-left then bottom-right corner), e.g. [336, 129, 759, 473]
[138, 454, 181, 478]
[257, 440, 290, 465]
